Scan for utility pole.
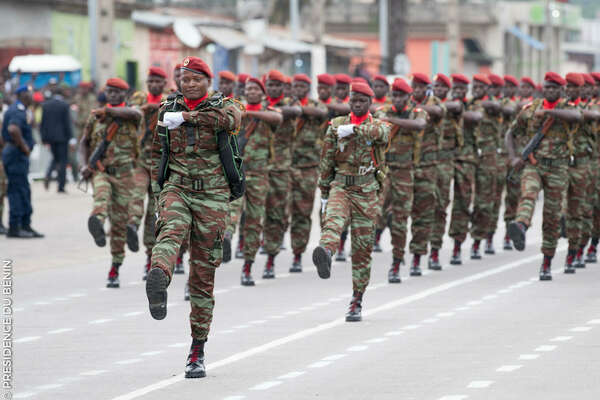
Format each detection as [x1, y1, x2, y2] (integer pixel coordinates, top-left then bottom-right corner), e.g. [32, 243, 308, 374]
[379, 0, 389, 74]
[447, 0, 460, 74]
[387, 0, 408, 75]
[89, 0, 114, 85]
[310, 0, 327, 95]
[290, 0, 300, 73]
[544, 0, 552, 71]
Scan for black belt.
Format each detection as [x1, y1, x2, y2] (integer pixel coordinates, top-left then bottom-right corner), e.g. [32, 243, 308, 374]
[570, 155, 590, 167]
[539, 157, 569, 167]
[333, 173, 375, 186]
[167, 173, 204, 191]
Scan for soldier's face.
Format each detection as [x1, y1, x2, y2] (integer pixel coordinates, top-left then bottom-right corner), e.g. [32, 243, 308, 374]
[147, 75, 166, 96]
[543, 82, 561, 103]
[391, 90, 409, 111]
[565, 83, 580, 102]
[318, 84, 332, 101]
[335, 83, 349, 100]
[472, 82, 487, 99]
[433, 81, 449, 99]
[504, 83, 517, 98]
[244, 82, 263, 104]
[173, 68, 182, 91]
[412, 82, 427, 101]
[349, 93, 371, 116]
[180, 70, 210, 100]
[292, 81, 310, 99]
[218, 78, 235, 97]
[266, 80, 284, 98]
[235, 82, 245, 98]
[520, 83, 534, 98]
[452, 83, 467, 100]
[105, 86, 125, 105]
[488, 85, 501, 98]
[284, 83, 293, 98]
[373, 81, 389, 99]
[582, 83, 593, 99]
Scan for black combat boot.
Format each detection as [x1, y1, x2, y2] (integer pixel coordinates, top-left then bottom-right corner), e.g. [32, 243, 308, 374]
[142, 255, 151, 281]
[263, 255, 276, 279]
[107, 263, 121, 288]
[336, 231, 348, 262]
[539, 255, 553, 281]
[373, 229, 383, 253]
[241, 261, 255, 286]
[428, 249, 442, 271]
[585, 240, 598, 263]
[184, 281, 190, 301]
[312, 246, 332, 279]
[503, 234, 513, 250]
[508, 221, 527, 251]
[146, 267, 168, 319]
[185, 338, 206, 379]
[174, 254, 185, 274]
[564, 250, 576, 274]
[450, 241, 462, 265]
[235, 235, 245, 259]
[410, 254, 422, 276]
[574, 246, 585, 269]
[290, 254, 302, 273]
[88, 215, 106, 247]
[388, 258, 402, 283]
[126, 223, 139, 252]
[345, 291, 363, 322]
[222, 232, 232, 264]
[484, 233, 495, 255]
[471, 240, 482, 260]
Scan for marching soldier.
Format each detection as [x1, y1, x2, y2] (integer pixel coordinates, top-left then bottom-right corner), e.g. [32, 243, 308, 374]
[312, 82, 389, 321]
[370, 75, 390, 112]
[218, 70, 236, 99]
[519, 77, 536, 103]
[506, 72, 583, 281]
[146, 57, 243, 378]
[318, 73, 351, 117]
[80, 78, 142, 287]
[584, 72, 600, 263]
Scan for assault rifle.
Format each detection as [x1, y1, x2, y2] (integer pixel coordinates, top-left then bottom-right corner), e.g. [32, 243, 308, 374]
[507, 116, 554, 184]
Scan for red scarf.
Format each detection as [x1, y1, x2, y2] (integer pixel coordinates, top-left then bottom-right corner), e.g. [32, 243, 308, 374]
[267, 94, 284, 107]
[245, 102, 262, 111]
[299, 97, 309, 106]
[411, 95, 424, 104]
[510, 96, 517, 101]
[106, 102, 125, 108]
[543, 98, 560, 109]
[350, 112, 371, 125]
[521, 96, 533, 102]
[374, 96, 387, 104]
[184, 93, 208, 110]
[147, 93, 162, 104]
[321, 97, 332, 104]
[568, 97, 580, 106]
[339, 96, 349, 104]
[392, 105, 408, 113]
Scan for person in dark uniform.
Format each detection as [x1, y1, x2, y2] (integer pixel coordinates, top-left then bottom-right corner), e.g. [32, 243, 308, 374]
[1, 86, 44, 238]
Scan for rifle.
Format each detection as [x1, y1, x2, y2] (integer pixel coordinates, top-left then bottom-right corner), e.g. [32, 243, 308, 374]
[77, 120, 119, 192]
[237, 117, 259, 155]
[141, 110, 158, 148]
[507, 116, 554, 183]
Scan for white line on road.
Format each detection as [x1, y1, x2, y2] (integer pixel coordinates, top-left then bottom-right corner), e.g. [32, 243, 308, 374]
[467, 381, 494, 389]
[570, 326, 592, 332]
[496, 365, 522, 372]
[167, 343, 188, 348]
[438, 396, 468, 400]
[123, 311, 144, 317]
[115, 359, 142, 365]
[518, 354, 540, 360]
[223, 396, 245, 400]
[277, 371, 306, 379]
[347, 345, 369, 352]
[47, 328, 74, 335]
[402, 324, 421, 330]
[482, 295, 497, 300]
[140, 351, 164, 357]
[308, 361, 332, 368]
[365, 337, 388, 344]
[35, 383, 63, 390]
[535, 345, 557, 352]
[497, 289, 511, 294]
[34, 301, 50, 305]
[80, 370, 108, 376]
[88, 318, 113, 324]
[15, 336, 41, 343]
[454, 307, 470, 311]
[250, 381, 282, 390]
[385, 331, 404, 336]
[436, 312, 454, 318]
[14, 392, 37, 398]
[550, 336, 573, 342]
[467, 301, 482, 306]
[587, 319, 600, 325]
[322, 354, 347, 361]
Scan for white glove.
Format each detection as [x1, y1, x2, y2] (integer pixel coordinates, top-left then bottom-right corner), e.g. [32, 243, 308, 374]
[321, 198, 328, 214]
[337, 124, 355, 138]
[163, 112, 185, 129]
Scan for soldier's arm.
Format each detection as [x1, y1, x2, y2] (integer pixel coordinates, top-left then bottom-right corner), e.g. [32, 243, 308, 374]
[379, 116, 426, 131]
[150, 108, 167, 186]
[79, 116, 94, 165]
[463, 111, 483, 125]
[279, 105, 302, 120]
[318, 126, 336, 199]
[245, 110, 283, 126]
[301, 103, 328, 119]
[184, 101, 243, 134]
[354, 121, 390, 145]
[326, 103, 350, 116]
[583, 110, 600, 121]
[543, 109, 582, 123]
[420, 105, 443, 119]
[106, 106, 143, 122]
[445, 101, 463, 115]
[481, 100, 501, 114]
[505, 112, 525, 164]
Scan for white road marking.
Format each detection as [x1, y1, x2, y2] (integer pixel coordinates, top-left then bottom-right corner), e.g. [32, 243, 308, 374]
[220, 330, 235, 334]
[168, 342, 188, 348]
[223, 396, 245, 400]
[482, 295, 497, 300]
[497, 289, 511, 294]
[14, 392, 37, 398]
[438, 396, 468, 400]
[47, 328, 74, 335]
[385, 331, 404, 336]
[312, 302, 329, 306]
[250, 381, 282, 390]
[14, 307, 24, 312]
[308, 361, 332, 368]
[347, 345, 369, 352]
[496, 365, 522, 372]
[214, 289, 230, 294]
[519, 354, 540, 360]
[123, 311, 144, 317]
[467, 301, 482, 306]
[284, 311, 300, 315]
[454, 307, 470, 311]
[422, 318, 439, 323]
[277, 371, 306, 379]
[268, 315, 284, 319]
[467, 381, 494, 389]
[550, 336, 573, 342]
[59, 377, 84, 383]
[586, 319, 600, 325]
[80, 370, 108, 376]
[141, 351, 164, 357]
[36, 383, 63, 390]
[402, 324, 420, 330]
[570, 326, 592, 332]
[299, 307, 315, 311]
[53, 297, 68, 301]
[233, 325, 250, 329]
[436, 312, 455, 318]
[250, 320, 267, 324]
[89, 318, 113, 324]
[34, 301, 50, 305]
[116, 359, 142, 365]
[322, 354, 347, 361]
[127, 281, 143, 286]
[15, 336, 41, 343]
[365, 337, 388, 344]
[535, 345, 557, 352]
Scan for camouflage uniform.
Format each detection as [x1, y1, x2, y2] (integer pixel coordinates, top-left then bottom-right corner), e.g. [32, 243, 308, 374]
[512, 99, 572, 257]
[319, 114, 389, 292]
[72, 93, 95, 179]
[503, 99, 522, 234]
[150, 93, 242, 340]
[494, 98, 516, 236]
[290, 99, 328, 256]
[85, 114, 139, 264]
[374, 104, 425, 260]
[579, 100, 599, 251]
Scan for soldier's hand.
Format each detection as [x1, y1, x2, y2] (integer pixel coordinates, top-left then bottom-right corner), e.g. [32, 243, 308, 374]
[337, 124, 355, 138]
[92, 108, 106, 120]
[510, 157, 524, 170]
[534, 110, 546, 119]
[163, 112, 185, 129]
[80, 165, 93, 180]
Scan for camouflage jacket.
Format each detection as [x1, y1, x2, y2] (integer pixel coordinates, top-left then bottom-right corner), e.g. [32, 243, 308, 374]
[269, 96, 296, 170]
[292, 98, 328, 168]
[467, 97, 502, 157]
[151, 93, 243, 191]
[374, 104, 426, 168]
[84, 111, 139, 168]
[410, 95, 445, 167]
[318, 114, 390, 198]
[437, 97, 462, 161]
[574, 99, 598, 159]
[129, 91, 167, 168]
[499, 97, 519, 155]
[240, 102, 281, 171]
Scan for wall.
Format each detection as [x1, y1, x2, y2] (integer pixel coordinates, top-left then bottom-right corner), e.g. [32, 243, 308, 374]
[0, 2, 51, 67]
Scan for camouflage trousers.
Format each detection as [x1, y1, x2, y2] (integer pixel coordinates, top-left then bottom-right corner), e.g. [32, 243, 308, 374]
[290, 166, 319, 256]
[0, 161, 6, 224]
[410, 165, 437, 255]
[471, 155, 497, 240]
[430, 160, 453, 250]
[129, 164, 156, 256]
[580, 161, 599, 246]
[375, 173, 392, 231]
[263, 168, 290, 256]
[152, 182, 228, 340]
[503, 167, 521, 233]
[516, 162, 568, 257]
[243, 171, 269, 261]
[490, 155, 508, 236]
[388, 167, 414, 260]
[449, 160, 476, 243]
[320, 184, 377, 293]
[225, 196, 244, 237]
[566, 161, 589, 250]
[91, 170, 133, 264]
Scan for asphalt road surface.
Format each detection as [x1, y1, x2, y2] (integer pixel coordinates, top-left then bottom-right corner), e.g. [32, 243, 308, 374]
[6, 182, 600, 400]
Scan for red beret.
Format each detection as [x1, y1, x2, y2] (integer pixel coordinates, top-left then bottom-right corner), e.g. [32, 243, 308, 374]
[334, 74, 352, 84]
[544, 71, 566, 86]
[488, 74, 504, 86]
[246, 77, 265, 93]
[434, 73, 451, 88]
[350, 82, 374, 97]
[317, 73, 335, 86]
[218, 70, 236, 82]
[391, 77, 412, 94]
[473, 74, 491, 85]
[582, 73, 595, 85]
[148, 67, 167, 78]
[265, 70, 286, 83]
[78, 81, 93, 89]
[105, 77, 129, 90]
[591, 72, 600, 83]
[237, 73, 250, 84]
[412, 72, 431, 85]
[33, 91, 44, 103]
[451, 74, 470, 85]
[520, 76, 536, 87]
[565, 73, 584, 87]
[503, 75, 519, 86]
[182, 56, 213, 78]
[293, 73, 311, 84]
[174, 63, 183, 70]
[351, 77, 368, 85]
[285, 76, 293, 84]
[373, 75, 389, 85]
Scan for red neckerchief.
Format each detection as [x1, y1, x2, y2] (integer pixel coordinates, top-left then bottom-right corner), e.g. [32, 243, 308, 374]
[568, 97, 580, 106]
[510, 96, 517, 101]
[481, 95, 489, 101]
[543, 98, 560, 110]
[267, 94, 284, 107]
[521, 96, 533, 102]
[299, 97, 309, 106]
[245, 102, 262, 111]
[350, 111, 371, 125]
[392, 105, 408, 113]
[147, 93, 162, 104]
[338, 96, 349, 104]
[494, 95, 502, 100]
[411, 95, 426, 105]
[374, 96, 387, 104]
[224, 94, 233, 99]
[321, 97, 332, 104]
[106, 102, 125, 108]
[184, 93, 208, 110]
[439, 97, 447, 103]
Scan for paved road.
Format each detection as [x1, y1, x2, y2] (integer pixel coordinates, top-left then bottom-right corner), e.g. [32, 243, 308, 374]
[6, 183, 600, 400]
